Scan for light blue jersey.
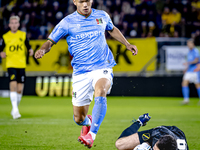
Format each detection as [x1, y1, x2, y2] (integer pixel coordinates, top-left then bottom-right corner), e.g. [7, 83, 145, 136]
[187, 48, 200, 72]
[48, 9, 116, 75]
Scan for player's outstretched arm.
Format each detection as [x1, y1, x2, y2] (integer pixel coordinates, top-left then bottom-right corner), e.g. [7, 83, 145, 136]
[115, 133, 140, 150]
[35, 40, 54, 59]
[108, 26, 138, 56]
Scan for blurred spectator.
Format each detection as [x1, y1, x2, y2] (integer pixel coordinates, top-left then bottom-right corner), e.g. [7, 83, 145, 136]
[40, 0, 50, 11]
[97, 0, 107, 11]
[131, 22, 140, 37]
[31, 1, 40, 15]
[106, 0, 114, 13]
[191, 0, 200, 9]
[113, 10, 121, 27]
[46, 11, 54, 24]
[161, 7, 173, 33]
[121, 1, 131, 15]
[1, 0, 200, 39]
[154, 0, 165, 13]
[120, 21, 131, 37]
[173, 31, 179, 38]
[52, 1, 60, 15]
[148, 21, 156, 34]
[114, 0, 121, 13]
[170, 8, 181, 35]
[55, 11, 63, 25]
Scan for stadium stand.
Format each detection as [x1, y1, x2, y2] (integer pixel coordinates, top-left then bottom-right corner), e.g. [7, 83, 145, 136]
[1, 0, 200, 42]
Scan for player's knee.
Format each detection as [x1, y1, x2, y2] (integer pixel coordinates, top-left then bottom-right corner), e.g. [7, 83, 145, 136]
[182, 81, 188, 86]
[95, 88, 107, 97]
[181, 81, 187, 86]
[17, 90, 22, 94]
[10, 84, 17, 91]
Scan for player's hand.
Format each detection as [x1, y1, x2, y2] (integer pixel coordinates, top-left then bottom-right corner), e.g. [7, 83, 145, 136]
[35, 49, 45, 59]
[29, 49, 34, 56]
[133, 142, 151, 150]
[0, 52, 6, 58]
[126, 44, 138, 56]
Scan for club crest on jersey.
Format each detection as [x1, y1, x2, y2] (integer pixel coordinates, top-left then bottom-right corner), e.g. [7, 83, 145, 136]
[142, 133, 150, 141]
[103, 70, 108, 74]
[96, 18, 103, 25]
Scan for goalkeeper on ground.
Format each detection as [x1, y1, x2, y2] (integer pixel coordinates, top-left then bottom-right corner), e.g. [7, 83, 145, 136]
[115, 113, 188, 150]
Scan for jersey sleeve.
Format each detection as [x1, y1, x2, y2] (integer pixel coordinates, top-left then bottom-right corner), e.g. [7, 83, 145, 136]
[0, 38, 5, 52]
[138, 129, 153, 145]
[24, 36, 31, 50]
[48, 19, 68, 44]
[105, 12, 114, 31]
[194, 49, 200, 58]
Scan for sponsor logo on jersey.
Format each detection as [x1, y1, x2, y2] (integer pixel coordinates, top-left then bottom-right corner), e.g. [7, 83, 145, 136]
[9, 44, 23, 52]
[10, 74, 15, 80]
[71, 31, 102, 40]
[142, 133, 150, 141]
[96, 18, 103, 24]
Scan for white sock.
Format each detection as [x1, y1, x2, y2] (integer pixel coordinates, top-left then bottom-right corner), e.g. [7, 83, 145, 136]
[86, 117, 92, 126]
[17, 93, 22, 106]
[89, 131, 96, 140]
[10, 92, 18, 112]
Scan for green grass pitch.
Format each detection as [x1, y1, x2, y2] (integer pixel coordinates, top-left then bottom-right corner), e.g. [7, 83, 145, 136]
[0, 96, 200, 150]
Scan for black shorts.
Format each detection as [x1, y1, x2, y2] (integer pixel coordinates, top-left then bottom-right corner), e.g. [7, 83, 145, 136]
[7, 68, 26, 83]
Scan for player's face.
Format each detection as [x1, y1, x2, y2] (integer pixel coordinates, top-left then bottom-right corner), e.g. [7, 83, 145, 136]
[187, 41, 194, 50]
[73, 0, 93, 15]
[9, 19, 20, 33]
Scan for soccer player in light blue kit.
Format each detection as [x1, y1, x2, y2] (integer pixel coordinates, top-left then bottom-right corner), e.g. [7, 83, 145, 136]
[35, 0, 138, 148]
[182, 39, 200, 105]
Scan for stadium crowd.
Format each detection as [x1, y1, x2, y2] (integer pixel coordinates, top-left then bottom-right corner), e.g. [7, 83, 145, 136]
[1, 0, 200, 43]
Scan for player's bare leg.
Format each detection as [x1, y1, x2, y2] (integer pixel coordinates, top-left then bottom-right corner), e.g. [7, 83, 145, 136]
[10, 81, 21, 119]
[78, 78, 111, 148]
[181, 80, 190, 105]
[74, 105, 93, 145]
[73, 105, 89, 125]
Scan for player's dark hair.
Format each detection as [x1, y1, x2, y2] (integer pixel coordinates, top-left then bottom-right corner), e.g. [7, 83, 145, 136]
[157, 135, 177, 150]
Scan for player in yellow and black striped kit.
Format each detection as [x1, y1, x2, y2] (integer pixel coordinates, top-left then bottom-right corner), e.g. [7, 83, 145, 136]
[0, 16, 33, 119]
